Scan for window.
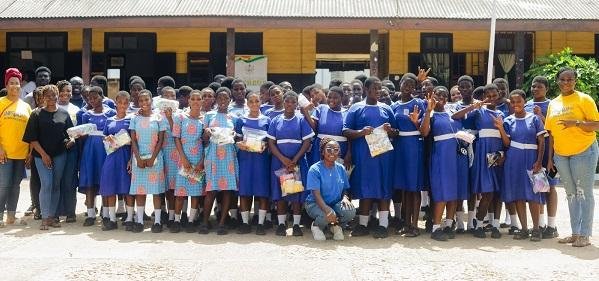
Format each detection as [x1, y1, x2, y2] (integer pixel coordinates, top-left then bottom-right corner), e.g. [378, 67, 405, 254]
[105, 33, 155, 52]
[7, 32, 67, 50]
[421, 33, 452, 53]
[420, 33, 452, 86]
[495, 33, 515, 52]
[6, 32, 68, 80]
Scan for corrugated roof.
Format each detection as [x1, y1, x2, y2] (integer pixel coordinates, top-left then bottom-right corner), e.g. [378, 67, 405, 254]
[1, 0, 598, 20]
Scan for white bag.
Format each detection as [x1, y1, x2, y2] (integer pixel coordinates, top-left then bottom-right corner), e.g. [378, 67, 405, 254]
[209, 127, 235, 145]
[103, 129, 131, 155]
[67, 123, 97, 139]
[364, 125, 394, 157]
[527, 168, 550, 193]
[240, 127, 268, 153]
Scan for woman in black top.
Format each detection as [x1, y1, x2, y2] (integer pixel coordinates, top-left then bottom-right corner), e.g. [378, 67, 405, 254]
[23, 85, 74, 230]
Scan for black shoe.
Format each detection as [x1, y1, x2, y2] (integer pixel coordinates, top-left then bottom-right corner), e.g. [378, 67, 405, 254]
[508, 226, 521, 235]
[83, 217, 95, 227]
[238, 223, 252, 234]
[166, 219, 174, 228]
[217, 225, 228, 235]
[256, 224, 266, 235]
[513, 229, 530, 240]
[367, 216, 379, 230]
[124, 221, 134, 231]
[351, 225, 370, 237]
[542, 226, 558, 239]
[443, 227, 456, 239]
[184, 222, 197, 233]
[483, 224, 493, 232]
[292, 224, 303, 236]
[151, 223, 163, 233]
[132, 223, 144, 233]
[102, 221, 118, 231]
[491, 227, 502, 239]
[530, 229, 542, 242]
[33, 210, 42, 220]
[275, 224, 287, 236]
[431, 228, 449, 241]
[198, 224, 210, 234]
[65, 216, 76, 223]
[372, 226, 388, 239]
[473, 227, 486, 238]
[500, 222, 510, 228]
[169, 221, 181, 233]
[102, 217, 110, 224]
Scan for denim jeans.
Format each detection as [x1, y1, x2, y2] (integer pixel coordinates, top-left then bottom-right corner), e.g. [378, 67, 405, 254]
[305, 200, 356, 230]
[35, 153, 67, 219]
[554, 141, 598, 236]
[0, 159, 26, 216]
[56, 147, 78, 217]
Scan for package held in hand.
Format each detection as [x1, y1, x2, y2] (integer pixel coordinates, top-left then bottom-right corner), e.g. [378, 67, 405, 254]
[103, 129, 131, 155]
[364, 125, 394, 157]
[241, 127, 268, 152]
[209, 127, 235, 145]
[455, 130, 476, 144]
[67, 123, 97, 139]
[156, 98, 179, 112]
[527, 168, 550, 193]
[274, 167, 304, 197]
[178, 167, 205, 182]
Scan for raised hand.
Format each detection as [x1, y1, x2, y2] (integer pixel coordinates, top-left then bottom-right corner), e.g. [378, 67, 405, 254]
[426, 93, 436, 112]
[409, 105, 420, 125]
[417, 66, 431, 82]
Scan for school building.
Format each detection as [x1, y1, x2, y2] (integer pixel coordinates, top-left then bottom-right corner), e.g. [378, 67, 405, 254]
[1, 0, 598, 91]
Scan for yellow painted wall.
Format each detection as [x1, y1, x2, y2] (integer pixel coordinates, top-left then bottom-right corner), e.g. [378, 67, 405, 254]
[536, 31, 595, 56]
[264, 29, 315, 74]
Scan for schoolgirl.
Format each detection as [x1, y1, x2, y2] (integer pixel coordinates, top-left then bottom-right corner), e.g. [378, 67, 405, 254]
[259, 81, 275, 114]
[264, 85, 285, 120]
[158, 86, 180, 227]
[229, 79, 249, 118]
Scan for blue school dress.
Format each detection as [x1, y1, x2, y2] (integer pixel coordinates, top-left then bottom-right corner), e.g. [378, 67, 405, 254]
[260, 104, 274, 115]
[429, 112, 469, 202]
[391, 98, 425, 192]
[172, 112, 204, 197]
[264, 108, 284, 120]
[496, 102, 511, 118]
[159, 110, 180, 191]
[343, 102, 396, 200]
[470, 107, 505, 194]
[308, 104, 348, 166]
[525, 99, 558, 186]
[99, 116, 132, 196]
[129, 113, 167, 195]
[267, 113, 314, 202]
[203, 112, 239, 192]
[235, 115, 271, 198]
[502, 113, 546, 204]
[79, 108, 116, 192]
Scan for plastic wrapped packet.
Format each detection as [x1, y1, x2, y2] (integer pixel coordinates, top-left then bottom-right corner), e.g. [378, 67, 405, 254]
[155, 98, 179, 112]
[103, 129, 131, 155]
[67, 123, 97, 139]
[527, 168, 550, 193]
[298, 94, 311, 108]
[139, 154, 158, 166]
[178, 167, 205, 182]
[209, 127, 235, 145]
[455, 130, 476, 144]
[240, 127, 268, 153]
[364, 125, 394, 157]
[486, 151, 504, 168]
[274, 167, 304, 197]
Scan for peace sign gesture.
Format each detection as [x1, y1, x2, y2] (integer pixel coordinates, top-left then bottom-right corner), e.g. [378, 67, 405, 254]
[409, 105, 421, 126]
[425, 93, 437, 113]
[417, 66, 431, 82]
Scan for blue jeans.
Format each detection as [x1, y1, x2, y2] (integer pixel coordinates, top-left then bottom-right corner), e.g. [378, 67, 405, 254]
[56, 147, 78, 217]
[35, 153, 67, 219]
[554, 141, 598, 236]
[305, 200, 356, 230]
[0, 159, 26, 215]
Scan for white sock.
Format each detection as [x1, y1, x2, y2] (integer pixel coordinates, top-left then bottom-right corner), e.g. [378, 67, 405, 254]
[154, 209, 161, 224]
[539, 214, 547, 228]
[278, 215, 286, 225]
[117, 199, 125, 213]
[379, 211, 389, 228]
[126, 206, 134, 222]
[467, 211, 475, 229]
[510, 214, 520, 228]
[476, 219, 484, 229]
[445, 219, 454, 228]
[504, 212, 511, 224]
[492, 219, 500, 228]
[258, 209, 266, 225]
[393, 203, 401, 218]
[456, 211, 465, 229]
[359, 215, 369, 226]
[189, 208, 197, 223]
[421, 191, 429, 207]
[241, 211, 250, 224]
[174, 214, 181, 222]
[182, 199, 188, 214]
[475, 199, 480, 208]
[87, 208, 95, 218]
[547, 216, 556, 228]
[108, 206, 116, 222]
[229, 209, 238, 220]
[293, 215, 301, 226]
[433, 224, 441, 232]
[168, 210, 175, 221]
[136, 206, 145, 223]
[265, 212, 272, 222]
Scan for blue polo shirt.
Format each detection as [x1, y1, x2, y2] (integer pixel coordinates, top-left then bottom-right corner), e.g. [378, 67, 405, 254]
[306, 161, 350, 205]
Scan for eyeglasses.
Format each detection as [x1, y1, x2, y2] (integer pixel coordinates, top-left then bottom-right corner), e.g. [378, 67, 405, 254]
[325, 147, 340, 154]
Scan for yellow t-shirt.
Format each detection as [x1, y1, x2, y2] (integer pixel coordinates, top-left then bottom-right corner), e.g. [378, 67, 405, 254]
[545, 91, 599, 156]
[0, 97, 32, 159]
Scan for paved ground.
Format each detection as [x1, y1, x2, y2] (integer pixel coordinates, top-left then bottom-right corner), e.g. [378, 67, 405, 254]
[1, 180, 598, 280]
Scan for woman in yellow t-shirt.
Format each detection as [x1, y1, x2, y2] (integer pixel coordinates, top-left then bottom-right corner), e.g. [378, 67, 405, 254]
[0, 68, 31, 227]
[545, 67, 599, 247]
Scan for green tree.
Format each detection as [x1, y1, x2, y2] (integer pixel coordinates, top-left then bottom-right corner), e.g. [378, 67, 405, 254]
[524, 48, 599, 101]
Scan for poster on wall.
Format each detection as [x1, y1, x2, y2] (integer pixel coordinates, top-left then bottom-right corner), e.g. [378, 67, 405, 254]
[235, 55, 267, 92]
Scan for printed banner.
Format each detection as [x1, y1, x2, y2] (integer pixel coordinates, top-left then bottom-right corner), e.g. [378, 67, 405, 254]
[235, 55, 267, 92]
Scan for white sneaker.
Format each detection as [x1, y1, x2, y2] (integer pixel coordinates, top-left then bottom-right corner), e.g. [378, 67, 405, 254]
[331, 225, 344, 241]
[311, 222, 326, 241]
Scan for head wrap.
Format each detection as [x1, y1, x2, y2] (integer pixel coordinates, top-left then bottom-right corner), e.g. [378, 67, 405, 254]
[5, 68, 22, 86]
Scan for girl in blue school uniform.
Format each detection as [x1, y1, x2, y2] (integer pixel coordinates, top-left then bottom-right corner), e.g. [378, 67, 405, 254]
[420, 86, 470, 241]
[198, 87, 239, 236]
[502, 89, 546, 241]
[267, 91, 314, 237]
[129, 89, 167, 233]
[229, 79, 249, 118]
[391, 73, 426, 237]
[259, 81, 275, 114]
[157, 87, 180, 226]
[524, 75, 559, 239]
[343, 77, 397, 239]
[235, 92, 271, 235]
[304, 86, 350, 167]
[79, 86, 116, 227]
[452, 83, 506, 239]
[170, 90, 205, 233]
[264, 85, 285, 120]
[98, 91, 132, 231]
